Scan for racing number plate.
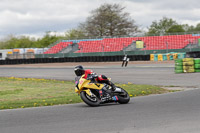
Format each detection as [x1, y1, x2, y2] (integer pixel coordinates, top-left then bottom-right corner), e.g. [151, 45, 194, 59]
[79, 80, 84, 85]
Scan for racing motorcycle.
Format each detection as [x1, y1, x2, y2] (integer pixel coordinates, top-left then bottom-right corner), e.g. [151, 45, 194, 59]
[75, 74, 130, 107]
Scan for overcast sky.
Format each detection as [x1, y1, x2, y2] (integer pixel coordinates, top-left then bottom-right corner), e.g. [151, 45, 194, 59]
[0, 0, 200, 39]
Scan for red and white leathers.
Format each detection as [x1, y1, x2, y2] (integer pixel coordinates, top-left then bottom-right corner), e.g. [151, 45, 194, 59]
[82, 69, 115, 90]
[82, 69, 108, 82]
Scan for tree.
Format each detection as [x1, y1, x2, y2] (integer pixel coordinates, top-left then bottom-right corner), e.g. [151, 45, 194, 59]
[0, 35, 33, 49]
[79, 3, 140, 37]
[167, 25, 185, 33]
[147, 17, 184, 35]
[35, 32, 62, 48]
[0, 32, 62, 49]
[182, 24, 195, 32]
[65, 29, 86, 40]
[181, 23, 200, 33]
[194, 23, 200, 31]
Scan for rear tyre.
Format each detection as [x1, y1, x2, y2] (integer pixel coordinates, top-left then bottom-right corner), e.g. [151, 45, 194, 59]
[80, 91, 100, 107]
[115, 87, 130, 104]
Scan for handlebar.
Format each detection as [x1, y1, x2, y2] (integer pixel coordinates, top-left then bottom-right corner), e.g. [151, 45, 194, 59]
[87, 73, 98, 80]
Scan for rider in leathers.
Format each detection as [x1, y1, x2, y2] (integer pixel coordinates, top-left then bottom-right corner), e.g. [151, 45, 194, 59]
[74, 65, 116, 91]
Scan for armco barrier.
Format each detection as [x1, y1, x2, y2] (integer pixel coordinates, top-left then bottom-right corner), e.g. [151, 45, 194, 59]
[0, 55, 150, 65]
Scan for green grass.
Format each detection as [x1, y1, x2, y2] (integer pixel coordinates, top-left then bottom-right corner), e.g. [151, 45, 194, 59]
[117, 83, 178, 97]
[0, 77, 178, 110]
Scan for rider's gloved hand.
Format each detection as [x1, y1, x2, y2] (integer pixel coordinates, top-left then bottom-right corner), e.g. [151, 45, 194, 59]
[92, 73, 98, 78]
[87, 73, 98, 80]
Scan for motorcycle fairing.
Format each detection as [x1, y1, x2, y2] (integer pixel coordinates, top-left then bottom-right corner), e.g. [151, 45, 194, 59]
[75, 75, 104, 96]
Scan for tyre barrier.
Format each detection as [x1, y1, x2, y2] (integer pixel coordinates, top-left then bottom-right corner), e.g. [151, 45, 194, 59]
[175, 58, 200, 73]
[187, 51, 200, 58]
[194, 58, 200, 72]
[183, 58, 194, 73]
[151, 52, 186, 61]
[175, 59, 184, 73]
[0, 55, 150, 65]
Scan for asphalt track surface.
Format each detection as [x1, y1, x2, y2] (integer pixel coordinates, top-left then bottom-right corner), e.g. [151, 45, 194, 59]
[0, 62, 200, 133]
[0, 62, 200, 87]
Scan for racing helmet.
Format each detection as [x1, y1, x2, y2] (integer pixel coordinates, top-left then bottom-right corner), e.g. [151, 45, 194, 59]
[74, 65, 85, 76]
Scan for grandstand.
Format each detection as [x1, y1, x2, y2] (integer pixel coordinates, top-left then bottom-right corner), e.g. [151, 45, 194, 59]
[43, 34, 200, 54]
[2, 34, 200, 65]
[44, 41, 73, 54]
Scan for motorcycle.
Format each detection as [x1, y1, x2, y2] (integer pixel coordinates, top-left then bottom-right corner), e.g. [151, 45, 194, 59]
[75, 74, 130, 107]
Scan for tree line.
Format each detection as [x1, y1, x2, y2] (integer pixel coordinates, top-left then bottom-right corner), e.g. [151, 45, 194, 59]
[0, 3, 200, 49]
[0, 33, 63, 49]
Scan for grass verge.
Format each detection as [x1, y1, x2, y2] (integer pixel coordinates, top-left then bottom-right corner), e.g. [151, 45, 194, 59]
[0, 77, 179, 110]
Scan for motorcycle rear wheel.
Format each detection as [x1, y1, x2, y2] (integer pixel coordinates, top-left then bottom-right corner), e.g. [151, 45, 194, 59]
[116, 87, 130, 104]
[80, 91, 100, 107]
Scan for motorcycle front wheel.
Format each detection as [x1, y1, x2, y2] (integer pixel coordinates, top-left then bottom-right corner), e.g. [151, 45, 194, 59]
[80, 91, 100, 107]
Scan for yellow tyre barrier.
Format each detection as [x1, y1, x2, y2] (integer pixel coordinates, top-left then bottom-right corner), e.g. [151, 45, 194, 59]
[183, 68, 195, 73]
[182, 58, 193, 62]
[183, 61, 194, 66]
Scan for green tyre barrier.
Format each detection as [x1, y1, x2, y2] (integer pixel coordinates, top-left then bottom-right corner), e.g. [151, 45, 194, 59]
[175, 62, 183, 66]
[175, 69, 183, 73]
[195, 69, 200, 72]
[175, 59, 183, 64]
[194, 64, 200, 69]
[194, 59, 200, 64]
[175, 65, 183, 70]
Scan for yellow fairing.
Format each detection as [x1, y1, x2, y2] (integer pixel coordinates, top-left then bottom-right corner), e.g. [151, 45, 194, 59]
[75, 75, 104, 96]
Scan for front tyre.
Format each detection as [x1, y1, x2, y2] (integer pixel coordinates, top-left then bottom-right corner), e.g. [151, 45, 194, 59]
[116, 87, 130, 104]
[80, 91, 100, 107]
